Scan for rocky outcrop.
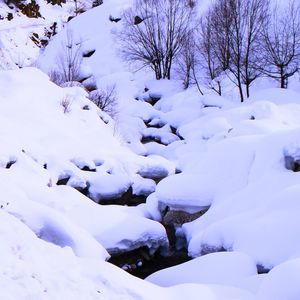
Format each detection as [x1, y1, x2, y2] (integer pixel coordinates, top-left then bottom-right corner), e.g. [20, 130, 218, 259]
[161, 206, 208, 250]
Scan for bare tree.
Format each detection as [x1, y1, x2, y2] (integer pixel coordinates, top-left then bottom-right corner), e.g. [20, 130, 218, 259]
[210, 0, 232, 72]
[261, 1, 300, 88]
[176, 30, 197, 90]
[198, 0, 267, 101]
[198, 11, 224, 95]
[118, 0, 195, 80]
[227, 0, 268, 102]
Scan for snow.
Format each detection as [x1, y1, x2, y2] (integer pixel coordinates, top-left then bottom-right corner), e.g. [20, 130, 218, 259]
[146, 251, 257, 287]
[37, 0, 129, 78]
[2, 0, 300, 299]
[183, 128, 300, 267]
[166, 284, 254, 300]
[256, 259, 300, 300]
[0, 66, 172, 256]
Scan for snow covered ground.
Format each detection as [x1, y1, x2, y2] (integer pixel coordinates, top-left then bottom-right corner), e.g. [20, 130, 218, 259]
[1, 0, 300, 299]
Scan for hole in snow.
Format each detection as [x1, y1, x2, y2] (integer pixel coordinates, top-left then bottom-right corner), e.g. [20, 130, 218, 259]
[285, 155, 300, 172]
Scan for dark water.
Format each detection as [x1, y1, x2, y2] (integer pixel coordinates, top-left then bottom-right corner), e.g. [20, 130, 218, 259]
[108, 246, 191, 279]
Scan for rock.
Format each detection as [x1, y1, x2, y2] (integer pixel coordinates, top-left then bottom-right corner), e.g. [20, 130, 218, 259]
[162, 208, 208, 226]
[161, 207, 208, 250]
[20, 1, 42, 18]
[200, 244, 226, 256]
[138, 165, 169, 181]
[134, 15, 143, 25]
[5, 159, 17, 169]
[97, 186, 133, 205]
[109, 15, 121, 23]
[56, 176, 70, 186]
[82, 49, 96, 58]
[285, 155, 300, 172]
[257, 264, 271, 274]
[148, 92, 161, 105]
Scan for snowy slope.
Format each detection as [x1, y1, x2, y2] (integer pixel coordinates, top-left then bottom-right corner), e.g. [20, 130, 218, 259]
[0, 66, 171, 255]
[0, 67, 258, 300]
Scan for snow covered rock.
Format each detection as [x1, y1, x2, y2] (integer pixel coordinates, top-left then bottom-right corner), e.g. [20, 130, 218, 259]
[146, 251, 257, 287]
[256, 258, 300, 300]
[0, 66, 170, 257]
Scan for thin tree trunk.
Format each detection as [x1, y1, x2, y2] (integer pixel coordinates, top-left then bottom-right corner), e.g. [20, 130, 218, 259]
[246, 81, 250, 98]
[237, 69, 244, 102]
[192, 66, 204, 95]
[217, 81, 222, 96]
[183, 65, 190, 89]
[280, 66, 285, 88]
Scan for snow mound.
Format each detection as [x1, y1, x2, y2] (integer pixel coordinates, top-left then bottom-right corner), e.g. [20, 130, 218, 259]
[256, 258, 300, 300]
[146, 251, 257, 287]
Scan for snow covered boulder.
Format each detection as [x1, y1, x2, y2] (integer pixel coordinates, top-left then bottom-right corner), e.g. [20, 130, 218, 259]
[47, 186, 168, 256]
[256, 258, 300, 300]
[87, 172, 132, 204]
[146, 251, 257, 287]
[137, 154, 175, 182]
[156, 173, 212, 213]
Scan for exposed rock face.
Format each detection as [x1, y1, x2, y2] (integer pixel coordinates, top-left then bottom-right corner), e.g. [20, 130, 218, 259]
[148, 92, 161, 105]
[46, 0, 66, 6]
[200, 244, 226, 256]
[97, 186, 135, 206]
[162, 208, 207, 226]
[257, 264, 271, 274]
[134, 15, 143, 25]
[161, 206, 209, 250]
[285, 155, 300, 172]
[20, 1, 42, 18]
[107, 235, 168, 257]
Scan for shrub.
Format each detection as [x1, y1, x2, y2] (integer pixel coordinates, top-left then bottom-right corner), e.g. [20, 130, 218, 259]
[60, 95, 73, 114]
[49, 30, 83, 85]
[89, 85, 118, 118]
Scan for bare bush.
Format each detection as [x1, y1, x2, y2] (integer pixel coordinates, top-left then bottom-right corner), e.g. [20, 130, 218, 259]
[48, 70, 63, 86]
[61, 95, 73, 114]
[51, 29, 82, 85]
[89, 85, 118, 118]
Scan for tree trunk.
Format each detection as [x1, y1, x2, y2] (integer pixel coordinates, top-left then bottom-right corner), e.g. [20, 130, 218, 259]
[192, 66, 204, 95]
[246, 81, 250, 98]
[280, 66, 285, 88]
[154, 65, 162, 80]
[237, 73, 244, 102]
[183, 66, 190, 89]
[217, 81, 222, 96]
